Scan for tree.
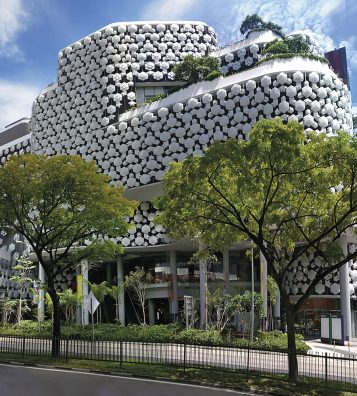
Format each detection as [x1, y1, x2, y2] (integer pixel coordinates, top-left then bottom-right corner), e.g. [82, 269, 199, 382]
[125, 266, 153, 325]
[207, 289, 242, 332]
[157, 119, 357, 381]
[108, 284, 123, 323]
[10, 258, 35, 324]
[59, 289, 81, 323]
[0, 154, 137, 355]
[353, 115, 357, 130]
[240, 14, 283, 37]
[172, 55, 220, 85]
[89, 281, 110, 323]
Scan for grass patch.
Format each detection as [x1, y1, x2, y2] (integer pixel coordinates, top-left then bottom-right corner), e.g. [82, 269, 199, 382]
[0, 352, 354, 395]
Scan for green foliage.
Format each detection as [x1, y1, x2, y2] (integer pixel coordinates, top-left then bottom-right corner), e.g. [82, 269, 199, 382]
[89, 281, 110, 304]
[172, 55, 220, 84]
[262, 35, 311, 57]
[156, 118, 357, 372]
[204, 70, 222, 81]
[256, 52, 329, 66]
[125, 266, 153, 325]
[240, 14, 283, 37]
[143, 93, 167, 105]
[59, 289, 81, 323]
[353, 115, 357, 129]
[0, 321, 309, 353]
[0, 153, 137, 341]
[261, 39, 289, 55]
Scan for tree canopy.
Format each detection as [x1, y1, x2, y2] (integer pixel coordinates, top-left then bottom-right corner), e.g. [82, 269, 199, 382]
[240, 14, 283, 37]
[157, 118, 357, 379]
[172, 55, 221, 85]
[0, 154, 137, 354]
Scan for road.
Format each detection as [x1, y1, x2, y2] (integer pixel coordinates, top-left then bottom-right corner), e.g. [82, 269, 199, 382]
[0, 363, 254, 396]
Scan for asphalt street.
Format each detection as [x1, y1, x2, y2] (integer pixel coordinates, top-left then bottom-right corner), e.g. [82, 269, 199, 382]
[0, 364, 254, 396]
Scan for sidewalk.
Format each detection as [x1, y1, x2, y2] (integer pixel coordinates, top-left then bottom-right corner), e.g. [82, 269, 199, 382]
[306, 337, 357, 357]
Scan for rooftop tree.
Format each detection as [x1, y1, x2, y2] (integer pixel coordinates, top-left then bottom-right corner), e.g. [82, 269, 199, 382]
[0, 154, 137, 355]
[156, 119, 357, 381]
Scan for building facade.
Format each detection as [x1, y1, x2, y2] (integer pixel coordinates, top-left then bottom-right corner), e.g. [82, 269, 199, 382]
[1, 21, 356, 336]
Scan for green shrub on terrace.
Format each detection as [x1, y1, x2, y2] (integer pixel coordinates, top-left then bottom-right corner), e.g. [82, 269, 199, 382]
[143, 93, 167, 105]
[172, 55, 221, 84]
[255, 52, 328, 66]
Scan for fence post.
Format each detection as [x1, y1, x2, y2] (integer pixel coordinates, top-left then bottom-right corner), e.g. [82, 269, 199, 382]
[183, 343, 186, 373]
[325, 353, 328, 389]
[119, 341, 123, 369]
[22, 336, 26, 357]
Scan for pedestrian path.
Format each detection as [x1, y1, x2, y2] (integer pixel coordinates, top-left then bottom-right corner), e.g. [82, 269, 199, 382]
[306, 338, 357, 358]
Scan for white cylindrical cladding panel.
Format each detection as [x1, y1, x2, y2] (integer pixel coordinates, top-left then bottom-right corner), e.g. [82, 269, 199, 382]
[169, 250, 178, 316]
[339, 235, 352, 340]
[116, 255, 125, 325]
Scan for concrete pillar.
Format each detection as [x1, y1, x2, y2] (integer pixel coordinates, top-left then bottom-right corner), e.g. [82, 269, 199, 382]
[38, 264, 45, 322]
[81, 260, 89, 326]
[106, 262, 112, 285]
[116, 256, 125, 325]
[260, 251, 268, 330]
[339, 235, 352, 340]
[199, 258, 207, 329]
[148, 299, 155, 325]
[223, 248, 230, 294]
[169, 250, 178, 319]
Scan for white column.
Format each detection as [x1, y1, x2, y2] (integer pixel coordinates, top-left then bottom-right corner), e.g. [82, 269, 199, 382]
[81, 260, 89, 326]
[148, 299, 155, 325]
[169, 250, 178, 318]
[339, 235, 352, 340]
[260, 251, 268, 330]
[38, 264, 45, 322]
[116, 256, 125, 326]
[199, 257, 207, 329]
[223, 248, 230, 294]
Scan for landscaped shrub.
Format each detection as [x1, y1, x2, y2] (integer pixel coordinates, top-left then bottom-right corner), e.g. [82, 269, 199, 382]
[0, 322, 309, 353]
[172, 55, 221, 85]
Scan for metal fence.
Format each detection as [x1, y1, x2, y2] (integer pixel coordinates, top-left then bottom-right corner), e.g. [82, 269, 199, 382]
[0, 335, 356, 392]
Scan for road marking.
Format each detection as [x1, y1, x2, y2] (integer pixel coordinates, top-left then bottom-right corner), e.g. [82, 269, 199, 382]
[0, 363, 253, 395]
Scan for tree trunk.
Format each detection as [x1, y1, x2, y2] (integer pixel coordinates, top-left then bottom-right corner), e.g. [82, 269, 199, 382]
[286, 308, 298, 381]
[47, 284, 61, 357]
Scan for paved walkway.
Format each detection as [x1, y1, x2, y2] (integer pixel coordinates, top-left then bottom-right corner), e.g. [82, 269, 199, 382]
[306, 337, 357, 357]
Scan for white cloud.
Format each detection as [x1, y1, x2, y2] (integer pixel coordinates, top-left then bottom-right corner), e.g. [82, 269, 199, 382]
[215, 0, 343, 52]
[0, 0, 28, 58]
[339, 36, 357, 69]
[0, 80, 40, 130]
[141, 0, 201, 20]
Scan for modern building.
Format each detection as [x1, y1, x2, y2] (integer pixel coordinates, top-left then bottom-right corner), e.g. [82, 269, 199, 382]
[1, 21, 356, 338]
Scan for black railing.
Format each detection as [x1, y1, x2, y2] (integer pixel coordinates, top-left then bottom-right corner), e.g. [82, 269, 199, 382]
[0, 335, 355, 392]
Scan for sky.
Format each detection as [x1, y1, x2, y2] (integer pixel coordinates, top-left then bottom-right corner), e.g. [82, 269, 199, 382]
[0, 0, 357, 130]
